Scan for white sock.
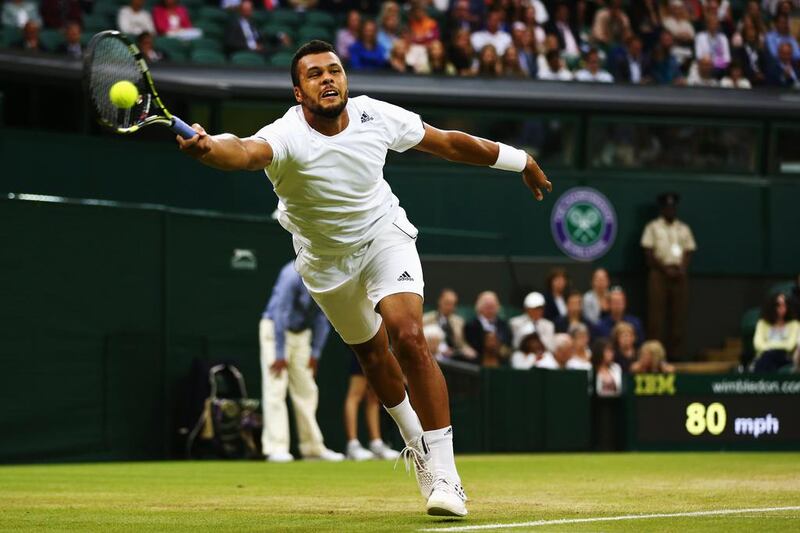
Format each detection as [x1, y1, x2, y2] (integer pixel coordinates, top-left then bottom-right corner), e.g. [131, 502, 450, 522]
[423, 425, 461, 484]
[384, 393, 423, 444]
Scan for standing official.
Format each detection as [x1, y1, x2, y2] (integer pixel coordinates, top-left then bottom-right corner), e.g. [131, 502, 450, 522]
[260, 261, 344, 463]
[641, 192, 697, 359]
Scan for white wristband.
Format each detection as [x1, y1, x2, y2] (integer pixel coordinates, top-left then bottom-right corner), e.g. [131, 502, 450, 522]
[491, 143, 528, 172]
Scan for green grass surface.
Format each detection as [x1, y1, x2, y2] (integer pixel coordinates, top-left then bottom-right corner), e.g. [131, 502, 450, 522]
[1, 453, 799, 532]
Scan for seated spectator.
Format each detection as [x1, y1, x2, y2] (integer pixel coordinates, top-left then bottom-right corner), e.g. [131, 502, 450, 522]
[445, 0, 478, 43]
[376, 1, 401, 60]
[594, 287, 644, 345]
[575, 48, 614, 82]
[336, 9, 360, 61]
[733, 22, 769, 85]
[511, 332, 550, 370]
[480, 331, 507, 368]
[118, 0, 156, 37]
[648, 31, 686, 85]
[388, 38, 413, 73]
[537, 50, 573, 81]
[510, 291, 556, 352]
[537, 333, 589, 370]
[349, 20, 389, 71]
[470, 10, 511, 56]
[721, 61, 753, 88]
[13, 20, 44, 52]
[766, 13, 800, 61]
[501, 46, 528, 77]
[583, 267, 610, 326]
[545, 1, 581, 61]
[631, 0, 661, 44]
[591, 338, 622, 397]
[422, 288, 477, 361]
[137, 31, 163, 63]
[407, 0, 439, 46]
[40, 0, 81, 29]
[56, 20, 82, 59]
[2, 0, 41, 29]
[465, 291, 512, 359]
[224, 0, 263, 54]
[611, 321, 638, 372]
[153, 0, 197, 39]
[569, 322, 592, 367]
[423, 323, 448, 362]
[544, 267, 569, 322]
[752, 293, 800, 372]
[556, 290, 590, 334]
[520, 6, 546, 51]
[426, 40, 456, 75]
[695, 13, 731, 73]
[448, 27, 475, 76]
[687, 56, 721, 86]
[631, 340, 676, 373]
[611, 34, 647, 84]
[662, 0, 696, 67]
[738, 1, 767, 38]
[510, 22, 537, 77]
[591, 0, 630, 48]
[768, 41, 800, 87]
[529, 0, 549, 25]
[474, 44, 500, 77]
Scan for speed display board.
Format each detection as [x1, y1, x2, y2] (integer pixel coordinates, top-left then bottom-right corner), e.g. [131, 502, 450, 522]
[625, 374, 800, 450]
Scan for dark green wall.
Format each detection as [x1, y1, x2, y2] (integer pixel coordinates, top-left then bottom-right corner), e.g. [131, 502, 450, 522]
[2, 129, 797, 276]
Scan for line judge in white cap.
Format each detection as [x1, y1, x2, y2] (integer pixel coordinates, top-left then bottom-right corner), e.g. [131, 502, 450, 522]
[509, 291, 556, 353]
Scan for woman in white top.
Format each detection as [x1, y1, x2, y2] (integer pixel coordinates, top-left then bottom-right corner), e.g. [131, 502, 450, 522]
[118, 0, 156, 36]
[752, 293, 800, 372]
[591, 338, 622, 397]
[583, 267, 610, 325]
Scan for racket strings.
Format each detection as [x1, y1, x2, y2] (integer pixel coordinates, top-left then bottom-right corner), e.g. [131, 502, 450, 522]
[88, 36, 148, 129]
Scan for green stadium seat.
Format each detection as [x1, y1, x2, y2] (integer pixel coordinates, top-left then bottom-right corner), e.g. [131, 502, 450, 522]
[267, 8, 300, 28]
[93, 3, 121, 21]
[181, 0, 205, 9]
[269, 51, 293, 67]
[230, 50, 267, 67]
[197, 6, 230, 25]
[194, 20, 224, 41]
[83, 13, 113, 32]
[38, 29, 65, 52]
[190, 48, 226, 64]
[250, 10, 271, 26]
[261, 24, 295, 42]
[153, 36, 188, 62]
[770, 281, 795, 297]
[0, 28, 22, 47]
[304, 10, 336, 29]
[191, 37, 223, 53]
[297, 26, 332, 44]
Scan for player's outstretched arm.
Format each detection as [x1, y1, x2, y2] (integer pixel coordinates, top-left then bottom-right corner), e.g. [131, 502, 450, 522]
[413, 123, 553, 200]
[175, 124, 273, 171]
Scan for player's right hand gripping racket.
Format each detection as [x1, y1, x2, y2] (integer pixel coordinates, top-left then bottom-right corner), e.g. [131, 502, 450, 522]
[83, 30, 196, 139]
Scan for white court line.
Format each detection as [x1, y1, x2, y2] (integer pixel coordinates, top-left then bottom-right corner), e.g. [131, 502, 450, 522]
[418, 506, 800, 532]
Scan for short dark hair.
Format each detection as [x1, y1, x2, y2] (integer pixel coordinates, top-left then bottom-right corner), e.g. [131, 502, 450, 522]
[291, 40, 336, 87]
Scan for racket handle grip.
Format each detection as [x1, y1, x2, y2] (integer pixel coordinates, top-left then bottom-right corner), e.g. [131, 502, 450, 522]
[171, 116, 197, 139]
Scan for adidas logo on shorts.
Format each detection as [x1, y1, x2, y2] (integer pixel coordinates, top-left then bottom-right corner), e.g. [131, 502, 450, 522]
[397, 271, 414, 282]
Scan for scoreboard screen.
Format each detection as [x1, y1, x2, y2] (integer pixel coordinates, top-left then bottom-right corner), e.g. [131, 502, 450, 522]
[625, 374, 800, 450]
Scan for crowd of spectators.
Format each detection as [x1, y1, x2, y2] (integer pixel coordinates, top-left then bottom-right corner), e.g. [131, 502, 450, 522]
[2, 0, 799, 88]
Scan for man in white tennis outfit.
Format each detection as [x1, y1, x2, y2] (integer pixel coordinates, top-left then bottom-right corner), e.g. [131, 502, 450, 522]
[176, 40, 552, 518]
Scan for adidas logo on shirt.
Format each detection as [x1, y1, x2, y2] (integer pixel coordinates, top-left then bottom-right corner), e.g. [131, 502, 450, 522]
[397, 271, 414, 282]
[361, 112, 374, 123]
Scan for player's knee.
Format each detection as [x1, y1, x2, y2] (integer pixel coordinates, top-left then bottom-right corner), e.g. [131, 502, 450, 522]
[390, 323, 428, 362]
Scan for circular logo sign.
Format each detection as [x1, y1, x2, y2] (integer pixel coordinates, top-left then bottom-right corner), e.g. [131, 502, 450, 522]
[551, 187, 617, 262]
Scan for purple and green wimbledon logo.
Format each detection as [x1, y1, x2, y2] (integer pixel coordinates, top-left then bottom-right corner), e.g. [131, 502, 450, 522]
[551, 187, 617, 262]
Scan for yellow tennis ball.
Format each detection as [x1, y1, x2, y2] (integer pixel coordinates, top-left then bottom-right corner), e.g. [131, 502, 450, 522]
[108, 80, 140, 109]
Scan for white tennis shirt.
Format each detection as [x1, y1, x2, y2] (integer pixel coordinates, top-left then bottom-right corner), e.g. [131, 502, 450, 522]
[255, 95, 425, 256]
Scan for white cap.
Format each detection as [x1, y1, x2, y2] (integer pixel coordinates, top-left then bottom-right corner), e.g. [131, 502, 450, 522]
[524, 291, 545, 309]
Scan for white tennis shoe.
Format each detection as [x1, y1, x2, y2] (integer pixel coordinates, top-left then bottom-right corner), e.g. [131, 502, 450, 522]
[397, 436, 436, 499]
[347, 441, 375, 461]
[267, 451, 294, 463]
[304, 448, 345, 462]
[426, 478, 468, 517]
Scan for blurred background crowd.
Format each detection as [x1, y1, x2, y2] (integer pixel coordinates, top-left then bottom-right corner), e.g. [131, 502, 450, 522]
[2, 0, 800, 88]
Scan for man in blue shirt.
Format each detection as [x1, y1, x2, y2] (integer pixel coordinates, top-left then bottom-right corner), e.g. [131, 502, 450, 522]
[593, 287, 645, 346]
[260, 261, 343, 463]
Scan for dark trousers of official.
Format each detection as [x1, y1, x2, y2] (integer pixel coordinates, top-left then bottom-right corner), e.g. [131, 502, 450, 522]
[647, 269, 688, 359]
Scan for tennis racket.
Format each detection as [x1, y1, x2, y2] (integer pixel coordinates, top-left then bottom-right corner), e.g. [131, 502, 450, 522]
[83, 30, 196, 139]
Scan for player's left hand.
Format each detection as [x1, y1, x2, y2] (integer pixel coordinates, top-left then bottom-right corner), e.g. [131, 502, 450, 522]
[308, 357, 318, 377]
[522, 154, 552, 201]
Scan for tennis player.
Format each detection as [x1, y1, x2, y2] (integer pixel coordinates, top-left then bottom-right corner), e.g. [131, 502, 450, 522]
[176, 40, 552, 517]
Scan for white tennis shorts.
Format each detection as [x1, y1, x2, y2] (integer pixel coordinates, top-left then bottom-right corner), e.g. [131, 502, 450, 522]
[294, 210, 424, 345]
